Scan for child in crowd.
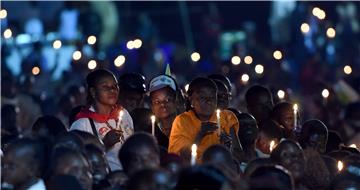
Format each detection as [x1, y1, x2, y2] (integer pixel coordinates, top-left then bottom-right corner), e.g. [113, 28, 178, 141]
[148, 74, 180, 149]
[70, 69, 134, 171]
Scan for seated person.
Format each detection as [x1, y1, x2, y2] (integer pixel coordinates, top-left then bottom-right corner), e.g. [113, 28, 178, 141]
[168, 77, 239, 163]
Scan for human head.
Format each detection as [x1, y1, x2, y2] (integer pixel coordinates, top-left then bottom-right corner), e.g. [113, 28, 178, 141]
[70, 130, 104, 152]
[118, 73, 146, 112]
[211, 79, 230, 109]
[3, 138, 46, 189]
[299, 119, 328, 154]
[208, 74, 232, 95]
[31, 115, 67, 142]
[130, 108, 153, 133]
[244, 158, 275, 178]
[149, 75, 178, 121]
[126, 168, 172, 190]
[271, 102, 295, 133]
[326, 130, 343, 154]
[245, 85, 274, 124]
[256, 119, 283, 154]
[270, 140, 305, 182]
[49, 147, 93, 190]
[237, 113, 258, 148]
[248, 165, 294, 190]
[202, 144, 237, 177]
[84, 144, 109, 184]
[175, 165, 232, 190]
[118, 132, 160, 176]
[86, 69, 119, 107]
[188, 77, 217, 121]
[53, 132, 84, 153]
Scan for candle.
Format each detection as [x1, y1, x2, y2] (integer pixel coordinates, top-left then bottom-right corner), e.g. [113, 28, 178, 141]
[269, 140, 275, 152]
[349, 144, 357, 149]
[191, 144, 197, 165]
[293, 104, 298, 128]
[151, 115, 156, 136]
[216, 109, 221, 135]
[337, 160, 343, 171]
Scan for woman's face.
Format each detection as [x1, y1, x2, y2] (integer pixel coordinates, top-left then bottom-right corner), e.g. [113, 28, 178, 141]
[92, 76, 119, 107]
[190, 87, 217, 120]
[151, 88, 177, 120]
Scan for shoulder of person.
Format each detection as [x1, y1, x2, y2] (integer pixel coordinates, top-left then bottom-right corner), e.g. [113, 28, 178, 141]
[70, 118, 91, 132]
[222, 109, 238, 121]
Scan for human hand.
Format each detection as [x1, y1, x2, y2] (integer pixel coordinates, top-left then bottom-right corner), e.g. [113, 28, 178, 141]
[102, 129, 122, 149]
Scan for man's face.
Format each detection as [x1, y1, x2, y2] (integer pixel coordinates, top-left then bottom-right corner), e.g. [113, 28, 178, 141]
[129, 145, 160, 176]
[190, 87, 217, 120]
[247, 94, 273, 124]
[2, 148, 33, 188]
[306, 133, 327, 153]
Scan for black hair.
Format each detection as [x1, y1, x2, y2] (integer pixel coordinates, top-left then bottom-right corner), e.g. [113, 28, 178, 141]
[118, 72, 146, 93]
[202, 144, 234, 169]
[118, 132, 159, 175]
[245, 84, 273, 106]
[68, 105, 86, 127]
[86, 69, 117, 105]
[130, 108, 153, 133]
[175, 165, 230, 190]
[187, 77, 217, 96]
[299, 119, 328, 149]
[326, 130, 343, 154]
[32, 115, 67, 141]
[70, 130, 104, 152]
[211, 79, 229, 93]
[53, 132, 84, 153]
[208, 74, 232, 92]
[270, 139, 303, 163]
[258, 119, 284, 141]
[249, 165, 294, 190]
[271, 102, 293, 121]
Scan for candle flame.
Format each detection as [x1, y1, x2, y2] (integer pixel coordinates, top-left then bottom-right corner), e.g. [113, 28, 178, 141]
[337, 161, 343, 171]
[119, 110, 124, 118]
[293, 104, 298, 112]
[216, 109, 221, 117]
[269, 140, 276, 152]
[349, 144, 357, 149]
[150, 115, 156, 123]
[191, 144, 197, 156]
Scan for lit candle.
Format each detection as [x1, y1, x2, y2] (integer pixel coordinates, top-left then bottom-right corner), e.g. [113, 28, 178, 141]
[269, 140, 275, 152]
[337, 160, 343, 172]
[191, 144, 197, 165]
[293, 104, 298, 128]
[349, 144, 357, 149]
[151, 115, 156, 136]
[216, 109, 221, 135]
[119, 110, 124, 120]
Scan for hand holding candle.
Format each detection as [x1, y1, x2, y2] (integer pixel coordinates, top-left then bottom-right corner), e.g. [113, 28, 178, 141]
[191, 144, 197, 165]
[151, 115, 156, 136]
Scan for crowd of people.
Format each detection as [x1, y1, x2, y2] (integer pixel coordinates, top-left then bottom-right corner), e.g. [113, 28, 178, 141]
[1, 67, 359, 190]
[1, 1, 360, 190]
